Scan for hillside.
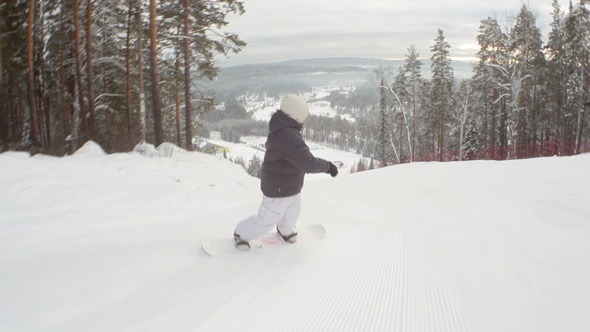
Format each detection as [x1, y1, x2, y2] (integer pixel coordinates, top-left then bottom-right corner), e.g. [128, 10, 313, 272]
[1, 143, 589, 331]
[205, 57, 474, 98]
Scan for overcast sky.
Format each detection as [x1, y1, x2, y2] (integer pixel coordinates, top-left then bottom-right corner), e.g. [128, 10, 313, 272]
[218, 0, 572, 66]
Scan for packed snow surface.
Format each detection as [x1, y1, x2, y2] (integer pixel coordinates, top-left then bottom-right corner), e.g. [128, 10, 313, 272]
[1, 143, 590, 332]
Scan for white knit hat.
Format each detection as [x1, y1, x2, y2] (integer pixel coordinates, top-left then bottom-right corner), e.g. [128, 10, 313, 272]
[280, 94, 309, 123]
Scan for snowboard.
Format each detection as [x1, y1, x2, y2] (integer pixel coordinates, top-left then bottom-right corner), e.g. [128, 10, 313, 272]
[202, 224, 326, 257]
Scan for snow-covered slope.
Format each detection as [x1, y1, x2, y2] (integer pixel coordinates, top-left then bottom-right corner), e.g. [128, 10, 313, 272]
[1, 144, 589, 332]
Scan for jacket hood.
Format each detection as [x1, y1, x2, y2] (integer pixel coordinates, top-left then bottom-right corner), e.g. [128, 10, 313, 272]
[269, 110, 303, 134]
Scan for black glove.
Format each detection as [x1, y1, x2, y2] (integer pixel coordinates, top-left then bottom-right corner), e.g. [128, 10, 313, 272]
[328, 162, 338, 177]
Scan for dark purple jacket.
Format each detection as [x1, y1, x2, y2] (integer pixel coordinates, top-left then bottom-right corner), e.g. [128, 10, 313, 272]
[260, 111, 330, 197]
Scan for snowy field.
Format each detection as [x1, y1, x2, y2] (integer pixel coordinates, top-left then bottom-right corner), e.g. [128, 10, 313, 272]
[1, 142, 590, 332]
[244, 85, 358, 122]
[204, 133, 364, 177]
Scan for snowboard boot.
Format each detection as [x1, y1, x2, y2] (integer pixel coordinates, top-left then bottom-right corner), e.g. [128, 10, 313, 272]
[277, 227, 298, 243]
[233, 232, 250, 251]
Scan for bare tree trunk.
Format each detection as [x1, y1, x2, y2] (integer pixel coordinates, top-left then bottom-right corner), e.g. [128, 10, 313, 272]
[10, 77, 25, 145]
[576, 63, 588, 154]
[58, 7, 72, 151]
[148, 0, 164, 146]
[183, 0, 193, 150]
[66, 54, 79, 153]
[385, 81, 412, 161]
[59, 50, 69, 147]
[482, 70, 489, 158]
[125, 0, 133, 149]
[491, 87, 498, 159]
[73, 0, 86, 147]
[36, 3, 52, 151]
[41, 52, 51, 151]
[0, 0, 9, 150]
[439, 114, 444, 162]
[174, 47, 182, 147]
[411, 93, 416, 162]
[499, 99, 508, 160]
[27, 0, 41, 151]
[457, 89, 470, 160]
[136, 0, 146, 143]
[86, 0, 97, 141]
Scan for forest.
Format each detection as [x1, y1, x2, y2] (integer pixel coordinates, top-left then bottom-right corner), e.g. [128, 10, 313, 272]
[0, 0, 245, 154]
[369, 1, 590, 164]
[0, 0, 589, 165]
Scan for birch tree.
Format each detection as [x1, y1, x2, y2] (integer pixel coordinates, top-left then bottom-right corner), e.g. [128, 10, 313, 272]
[377, 73, 389, 166]
[453, 80, 474, 160]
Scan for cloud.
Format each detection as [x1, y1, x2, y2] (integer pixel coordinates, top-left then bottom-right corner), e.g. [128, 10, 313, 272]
[220, 0, 571, 66]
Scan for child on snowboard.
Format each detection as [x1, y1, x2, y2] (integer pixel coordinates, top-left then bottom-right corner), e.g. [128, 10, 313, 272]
[234, 94, 338, 249]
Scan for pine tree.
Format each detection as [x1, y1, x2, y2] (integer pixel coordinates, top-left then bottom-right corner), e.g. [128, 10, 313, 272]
[72, 0, 89, 149]
[26, 0, 41, 150]
[181, 0, 192, 150]
[477, 16, 513, 160]
[473, 17, 505, 159]
[1, 0, 245, 154]
[563, 2, 590, 154]
[545, 0, 568, 153]
[148, 0, 164, 146]
[403, 45, 423, 161]
[509, 5, 545, 157]
[462, 118, 479, 160]
[429, 29, 454, 161]
[0, 1, 6, 150]
[247, 154, 262, 178]
[85, 0, 97, 142]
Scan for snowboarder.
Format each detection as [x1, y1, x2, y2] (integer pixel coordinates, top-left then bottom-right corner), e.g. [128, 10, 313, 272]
[234, 94, 339, 250]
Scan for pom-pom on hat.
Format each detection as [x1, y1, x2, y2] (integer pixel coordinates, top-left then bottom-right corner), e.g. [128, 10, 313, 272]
[280, 94, 309, 124]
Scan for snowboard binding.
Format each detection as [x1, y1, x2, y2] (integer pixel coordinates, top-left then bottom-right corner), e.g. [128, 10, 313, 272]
[277, 227, 298, 243]
[233, 232, 251, 251]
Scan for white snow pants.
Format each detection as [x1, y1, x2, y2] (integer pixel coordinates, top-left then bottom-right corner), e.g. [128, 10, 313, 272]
[235, 194, 301, 241]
